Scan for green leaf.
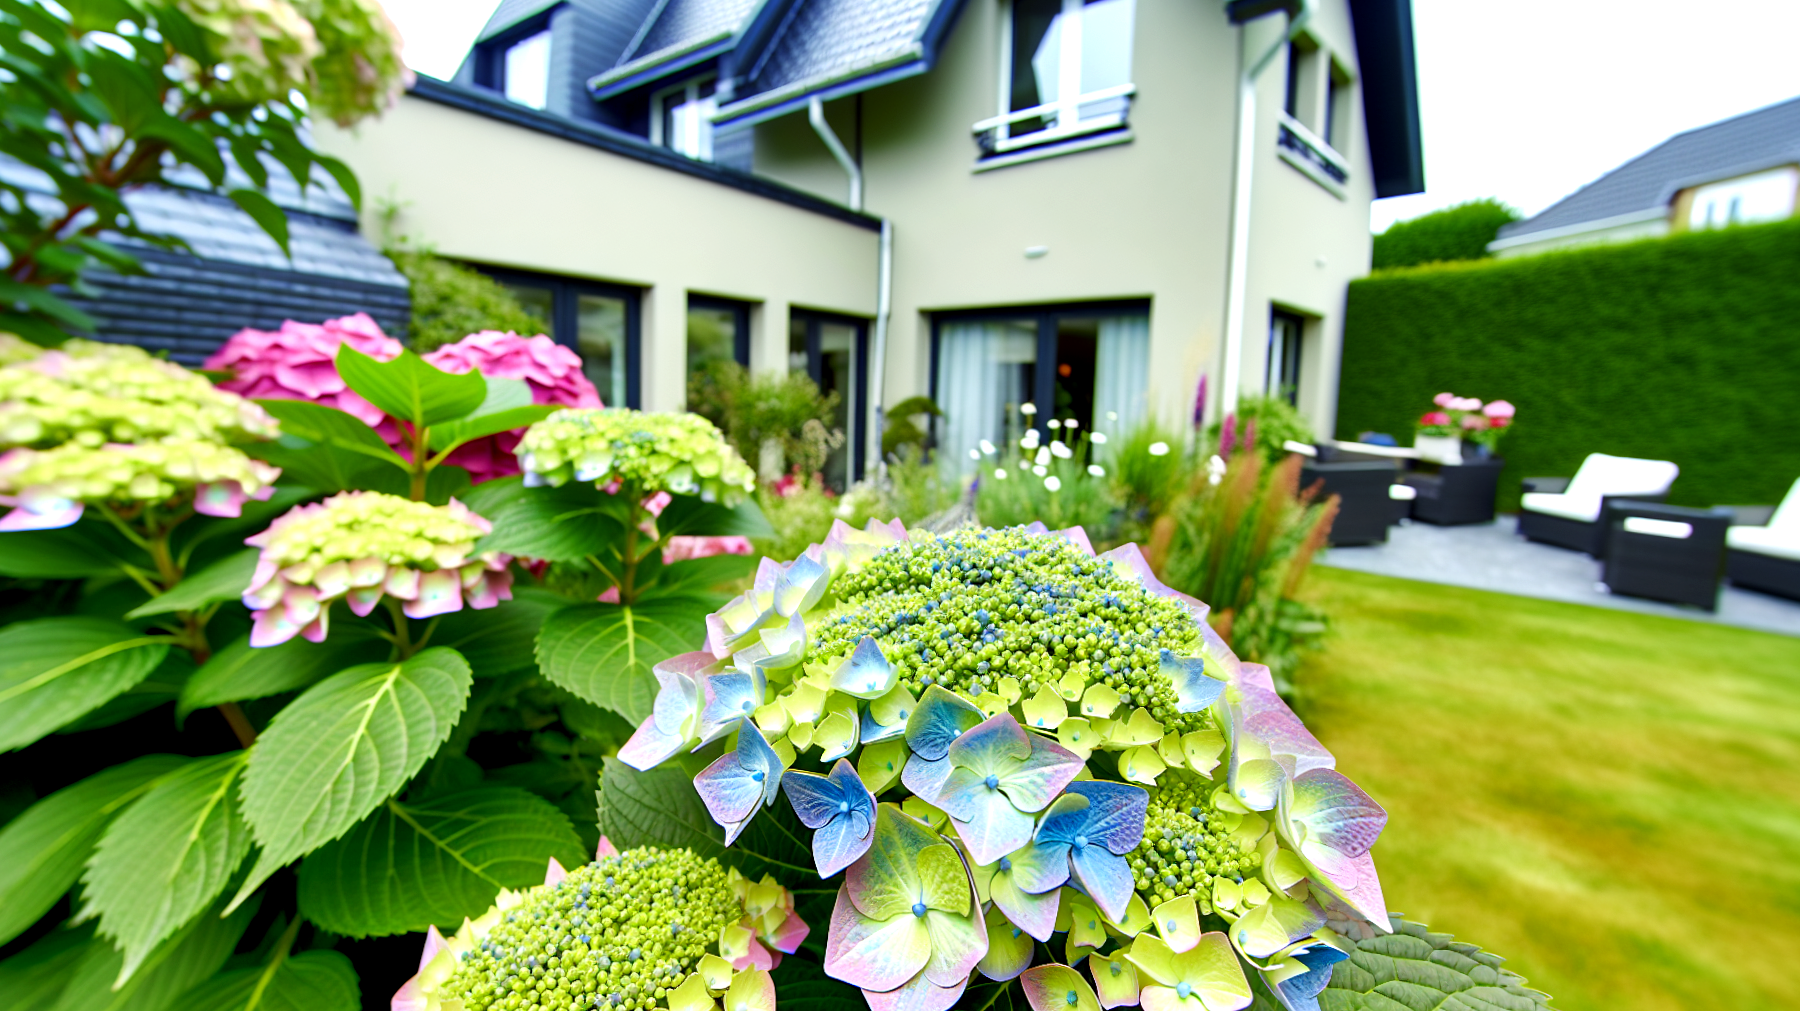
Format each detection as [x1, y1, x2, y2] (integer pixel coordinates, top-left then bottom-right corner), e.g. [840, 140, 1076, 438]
[1323, 917, 1552, 1009]
[656, 496, 775, 540]
[62, 650, 197, 733]
[312, 153, 362, 211]
[178, 950, 360, 1011]
[127, 550, 258, 619]
[297, 785, 586, 937]
[535, 597, 711, 722]
[596, 757, 816, 883]
[254, 399, 409, 468]
[226, 189, 289, 257]
[644, 554, 758, 598]
[0, 277, 100, 330]
[140, 114, 226, 184]
[251, 436, 409, 497]
[233, 648, 474, 908]
[466, 478, 625, 563]
[0, 617, 170, 752]
[0, 756, 189, 947]
[429, 404, 558, 455]
[770, 956, 868, 1011]
[335, 345, 487, 429]
[427, 586, 566, 679]
[178, 623, 389, 718]
[49, 897, 256, 1011]
[424, 375, 538, 452]
[0, 924, 100, 1011]
[0, 519, 145, 577]
[80, 753, 254, 981]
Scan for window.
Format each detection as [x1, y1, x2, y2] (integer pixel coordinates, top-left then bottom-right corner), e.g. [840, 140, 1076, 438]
[1266, 309, 1305, 406]
[1324, 62, 1351, 152]
[974, 0, 1136, 156]
[932, 302, 1149, 469]
[652, 78, 717, 161]
[476, 265, 641, 407]
[502, 29, 552, 110]
[1689, 167, 1799, 229]
[686, 296, 750, 403]
[790, 311, 869, 490]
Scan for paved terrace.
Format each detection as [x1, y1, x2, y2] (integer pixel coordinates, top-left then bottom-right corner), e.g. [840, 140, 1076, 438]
[1319, 515, 1800, 637]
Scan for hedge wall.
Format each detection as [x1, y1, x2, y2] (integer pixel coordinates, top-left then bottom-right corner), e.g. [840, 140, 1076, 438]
[1337, 216, 1800, 512]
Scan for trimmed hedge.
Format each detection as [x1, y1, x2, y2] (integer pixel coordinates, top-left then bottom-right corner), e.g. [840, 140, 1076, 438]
[1371, 198, 1519, 269]
[1337, 217, 1800, 511]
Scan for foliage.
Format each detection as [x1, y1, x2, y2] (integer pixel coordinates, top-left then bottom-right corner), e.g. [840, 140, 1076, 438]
[1371, 198, 1520, 270]
[1149, 452, 1336, 698]
[881, 395, 942, 458]
[752, 474, 842, 563]
[1339, 216, 1800, 510]
[975, 409, 1119, 537]
[837, 444, 961, 525]
[687, 361, 843, 480]
[388, 250, 549, 354]
[1203, 394, 1315, 466]
[1106, 418, 1185, 546]
[0, 0, 405, 345]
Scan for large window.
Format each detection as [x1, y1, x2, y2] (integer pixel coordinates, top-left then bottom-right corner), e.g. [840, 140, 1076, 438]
[1266, 308, 1305, 406]
[502, 30, 552, 109]
[652, 78, 718, 161]
[476, 266, 641, 408]
[933, 302, 1149, 469]
[790, 311, 868, 490]
[686, 296, 750, 401]
[974, 0, 1136, 156]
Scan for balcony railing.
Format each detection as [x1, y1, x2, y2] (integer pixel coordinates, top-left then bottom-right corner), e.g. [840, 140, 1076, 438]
[972, 83, 1136, 155]
[1277, 113, 1349, 191]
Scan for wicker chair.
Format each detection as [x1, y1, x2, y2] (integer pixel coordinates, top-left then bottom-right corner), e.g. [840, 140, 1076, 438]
[1725, 479, 1800, 601]
[1519, 454, 1679, 556]
[1601, 501, 1731, 611]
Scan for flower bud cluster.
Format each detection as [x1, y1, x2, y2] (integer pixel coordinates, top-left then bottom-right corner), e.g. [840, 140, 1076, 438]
[440, 847, 736, 1011]
[0, 438, 280, 515]
[0, 339, 279, 449]
[810, 528, 1211, 734]
[243, 491, 510, 645]
[1130, 775, 1265, 911]
[517, 409, 756, 504]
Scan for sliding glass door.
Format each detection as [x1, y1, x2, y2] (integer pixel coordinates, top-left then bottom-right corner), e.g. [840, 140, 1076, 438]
[790, 310, 869, 490]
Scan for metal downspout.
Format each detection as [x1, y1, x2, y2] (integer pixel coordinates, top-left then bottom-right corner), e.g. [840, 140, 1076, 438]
[1219, 0, 1312, 423]
[809, 96, 891, 477]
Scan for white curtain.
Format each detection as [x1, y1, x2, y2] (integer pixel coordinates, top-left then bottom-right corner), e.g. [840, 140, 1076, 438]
[937, 321, 1036, 472]
[1092, 314, 1150, 439]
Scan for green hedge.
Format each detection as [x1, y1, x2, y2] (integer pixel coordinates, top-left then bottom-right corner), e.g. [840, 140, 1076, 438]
[1337, 217, 1800, 511]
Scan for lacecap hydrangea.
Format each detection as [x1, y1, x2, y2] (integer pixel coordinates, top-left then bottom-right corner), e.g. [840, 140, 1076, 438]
[243, 491, 512, 646]
[619, 521, 1451, 1011]
[516, 409, 756, 504]
[395, 843, 807, 1011]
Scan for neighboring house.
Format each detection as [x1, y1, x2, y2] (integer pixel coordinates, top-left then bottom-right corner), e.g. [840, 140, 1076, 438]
[1491, 95, 1800, 260]
[313, 0, 1421, 488]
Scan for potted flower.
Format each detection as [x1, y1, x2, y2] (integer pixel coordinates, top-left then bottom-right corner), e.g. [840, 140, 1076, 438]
[1415, 393, 1516, 463]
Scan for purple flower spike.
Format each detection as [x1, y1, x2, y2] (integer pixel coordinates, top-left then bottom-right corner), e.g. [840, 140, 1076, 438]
[1269, 944, 1348, 1011]
[784, 759, 878, 878]
[694, 721, 785, 845]
[619, 652, 714, 770]
[936, 714, 1082, 865]
[1032, 781, 1148, 923]
[695, 668, 767, 747]
[901, 685, 985, 799]
[1161, 649, 1225, 714]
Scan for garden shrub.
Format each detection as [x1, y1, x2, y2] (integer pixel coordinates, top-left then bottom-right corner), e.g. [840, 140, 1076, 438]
[1107, 418, 1186, 546]
[1371, 198, 1519, 270]
[1204, 394, 1316, 465]
[687, 361, 843, 480]
[390, 251, 550, 353]
[1339, 216, 1800, 510]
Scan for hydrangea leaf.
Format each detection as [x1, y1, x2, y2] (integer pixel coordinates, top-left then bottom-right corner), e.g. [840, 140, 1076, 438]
[0, 617, 169, 752]
[1322, 917, 1553, 1010]
[536, 597, 713, 723]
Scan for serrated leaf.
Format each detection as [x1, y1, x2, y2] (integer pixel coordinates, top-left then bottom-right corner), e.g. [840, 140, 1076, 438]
[643, 554, 758, 599]
[62, 650, 196, 733]
[127, 550, 258, 619]
[297, 785, 586, 937]
[0, 756, 188, 947]
[335, 345, 486, 429]
[233, 648, 473, 907]
[50, 896, 255, 1011]
[596, 757, 815, 883]
[0, 923, 100, 1011]
[465, 478, 625, 563]
[313, 152, 362, 211]
[0, 617, 170, 752]
[81, 753, 254, 982]
[535, 597, 711, 722]
[656, 496, 775, 540]
[178, 624, 390, 718]
[427, 586, 566, 679]
[178, 950, 360, 1011]
[1324, 916, 1552, 1009]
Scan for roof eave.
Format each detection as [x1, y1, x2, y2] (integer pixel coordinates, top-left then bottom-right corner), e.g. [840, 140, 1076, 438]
[711, 44, 927, 128]
[589, 32, 737, 97]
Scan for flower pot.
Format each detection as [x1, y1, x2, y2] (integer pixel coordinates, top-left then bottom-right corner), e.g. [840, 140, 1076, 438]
[1414, 434, 1464, 465]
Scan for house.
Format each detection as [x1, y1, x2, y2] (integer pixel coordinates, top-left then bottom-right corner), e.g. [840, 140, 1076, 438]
[1490, 95, 1800, 259]
[313, 0, 1422, 488]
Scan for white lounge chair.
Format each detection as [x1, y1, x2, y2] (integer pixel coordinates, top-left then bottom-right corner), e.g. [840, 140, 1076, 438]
[1518, 453, 1679, 555]
[1726, 478, 1800, 600]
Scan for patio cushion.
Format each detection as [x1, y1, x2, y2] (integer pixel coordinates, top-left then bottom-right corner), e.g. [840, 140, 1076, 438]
[1727, 524, 1800, 561]
[1767, 477, 1800, 532]
[1522, 454, 1679, 523]
[1520, 491, 1603, 522]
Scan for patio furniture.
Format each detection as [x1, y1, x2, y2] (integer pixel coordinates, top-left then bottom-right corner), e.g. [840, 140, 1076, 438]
[1519, 454, 1680, 556]
[1301, 459, 1400, 546]
[1388, 482, 1416, 525]
[1600, 501, 1731, 611]
[1401, 458, 1505, 526]
[1724, 478, 1800, 601]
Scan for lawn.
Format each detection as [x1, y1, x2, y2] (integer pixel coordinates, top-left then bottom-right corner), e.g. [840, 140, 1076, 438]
[1296, 567, 1800, 1011]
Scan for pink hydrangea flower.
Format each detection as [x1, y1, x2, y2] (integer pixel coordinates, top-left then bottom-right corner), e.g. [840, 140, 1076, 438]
[1432, 392, 1455, 408]
[205, 314, 404, 431]
[422, 331, 602, 484]
[1483, 399, 1516, 419]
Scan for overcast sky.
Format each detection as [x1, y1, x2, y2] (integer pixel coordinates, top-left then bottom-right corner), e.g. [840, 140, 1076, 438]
[380, 0, 1800, 233]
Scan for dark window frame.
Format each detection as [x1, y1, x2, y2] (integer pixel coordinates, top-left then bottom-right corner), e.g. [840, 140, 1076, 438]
[928, 298, 1151, 441]
[790, 307, 871, 482]
[470, 263, 643, 408]
[471, 11, 557, 95]
[1267, 307, 1306, 407]
[688, 294, 752, 367]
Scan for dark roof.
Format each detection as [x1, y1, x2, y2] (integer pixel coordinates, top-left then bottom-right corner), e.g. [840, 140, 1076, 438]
[633, 0, 764, 62]
[1346, 0, 1424, 198]
[1500, 95, 1800, 240]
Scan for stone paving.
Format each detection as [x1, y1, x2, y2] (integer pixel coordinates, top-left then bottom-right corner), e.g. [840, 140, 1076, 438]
[1318, 515, 1800, 637]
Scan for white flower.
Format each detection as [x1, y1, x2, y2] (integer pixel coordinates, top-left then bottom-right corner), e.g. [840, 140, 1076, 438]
[1090, 432, 1108, 445]
[1020, 402, 1038, 416]
[1050, 441, 1072, 459]
[1065, 418, 1079, 430]
[1207, 454, 1227, 486]
[1088, 464, 1106, 477]
[1033, 465, 1048, 477]
[1021, 431, 1041, 450]
[979, 439, 997, 456]
[993, 468, 1008, 480]
[1043, 475, 1062, 492]
[1148, 441, 1171, 457]
[1034, 446, 1051, 467]
[969, 448, 981, 460]
[1047, 419, 1061, 430]
[1106, 411, 1118, 421]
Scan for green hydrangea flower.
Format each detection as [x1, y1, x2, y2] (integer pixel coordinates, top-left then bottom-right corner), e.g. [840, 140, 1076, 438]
[0, 333, 41, 367]
[1130, 775, 1271, 914]
[0, 438, 281, 530]
[516, 409, 756, 504]
[0, 339, 279, 449]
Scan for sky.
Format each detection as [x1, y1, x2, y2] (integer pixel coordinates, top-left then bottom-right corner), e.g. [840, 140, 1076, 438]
[378, 0, 1800, 234]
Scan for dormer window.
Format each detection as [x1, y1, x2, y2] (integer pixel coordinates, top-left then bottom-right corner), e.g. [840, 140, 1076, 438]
[652, 78, 718, 161]
[502, 29, 552, 110]
[975, 0, 1137, 157]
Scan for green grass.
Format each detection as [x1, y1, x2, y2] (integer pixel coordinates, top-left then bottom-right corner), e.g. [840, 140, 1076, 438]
[1296, 568, 1800, 1011]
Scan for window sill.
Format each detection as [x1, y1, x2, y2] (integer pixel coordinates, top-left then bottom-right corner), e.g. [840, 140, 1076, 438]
[972, 128, 1133, 173]
[1276, 114, 1348, 200]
